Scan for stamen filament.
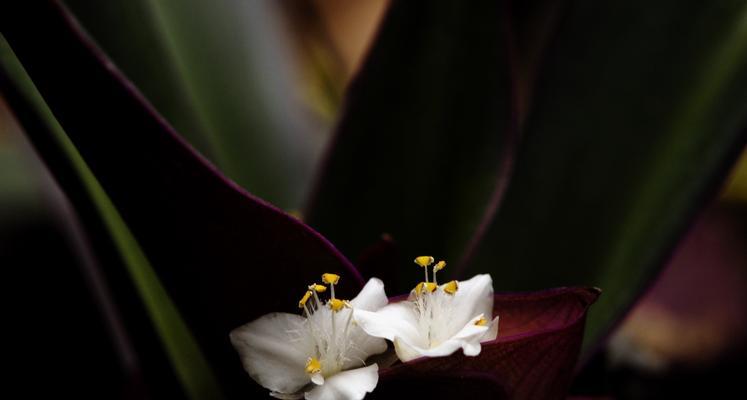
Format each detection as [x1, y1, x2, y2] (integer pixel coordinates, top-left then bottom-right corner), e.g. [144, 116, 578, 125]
[414, 256, 434, 283]
[339, 306, 355, 364]
[432, 260, 446, 285]
[312, 290, 321, 310]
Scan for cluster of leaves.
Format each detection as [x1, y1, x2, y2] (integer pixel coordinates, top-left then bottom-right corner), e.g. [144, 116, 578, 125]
[1, 0, 745, 398]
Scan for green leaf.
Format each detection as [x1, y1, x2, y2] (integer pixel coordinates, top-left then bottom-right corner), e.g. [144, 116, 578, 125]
[1, 2, 362, 396]
[463, 0, 747, 354]
[63, 0, 325, 209]
[0, 34, 223, 400]
[306, 0, 516, 291]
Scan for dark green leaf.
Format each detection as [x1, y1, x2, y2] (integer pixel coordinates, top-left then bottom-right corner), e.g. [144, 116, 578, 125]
[1, 1, 362, 396]
[63, 0, 325, 209]
[462, 0, 747, 355]
[0, 35, 205, 399]
[306, 0, 516, 292]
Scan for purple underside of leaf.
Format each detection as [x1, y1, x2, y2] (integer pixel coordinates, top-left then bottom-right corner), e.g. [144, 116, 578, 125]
[0, 0, 362, 393]
[379, 287, 600, 400]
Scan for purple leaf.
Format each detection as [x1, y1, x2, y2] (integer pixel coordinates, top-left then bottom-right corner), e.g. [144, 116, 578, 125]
[379, 287, 600, 400]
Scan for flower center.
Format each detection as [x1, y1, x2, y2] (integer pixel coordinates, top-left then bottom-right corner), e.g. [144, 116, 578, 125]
[412, 256, 460, 348]
[296, 273, 357, 379]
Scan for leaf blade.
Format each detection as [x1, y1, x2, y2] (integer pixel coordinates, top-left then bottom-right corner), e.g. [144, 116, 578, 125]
[463, 0, 747, 355]
[1, 0, 362, 395]
[306, 0, 516, 292]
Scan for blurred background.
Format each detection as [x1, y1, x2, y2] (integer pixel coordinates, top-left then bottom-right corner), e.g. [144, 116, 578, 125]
[2, 0, 746, 398]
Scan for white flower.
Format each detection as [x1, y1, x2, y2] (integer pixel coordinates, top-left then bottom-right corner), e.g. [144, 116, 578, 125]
[230, 276, 389, 400]
[354, 257, 499, 362]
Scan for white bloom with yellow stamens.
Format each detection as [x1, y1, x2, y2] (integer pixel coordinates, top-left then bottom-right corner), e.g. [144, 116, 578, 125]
[230, 276, 389, 400]
[354, 257, 499, 362]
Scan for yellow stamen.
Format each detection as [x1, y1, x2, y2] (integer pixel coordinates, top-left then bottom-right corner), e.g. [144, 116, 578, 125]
[475, 316, 488, 326]
[414, 281, 438, 295]
[328, 298, 347, 312]
[322, 273, 340, 285]
[305, 357, 322, 375]
[298, 290, 312, 308]
[414, 282, 425, 295]
[309, 283, 327, 293]
[433, 260, 446, 272]
[414, 256, 435, 267]
[443, 280, 459, 295]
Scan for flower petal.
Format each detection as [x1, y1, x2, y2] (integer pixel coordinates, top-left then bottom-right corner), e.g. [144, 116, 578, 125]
[482, 316, 500, 342]
[304, 364, 379, 400]
[392, 314, 490, 361]
[271, 392, 304, 400]
[341, 322, 388, 371]
[350, 278, 388, 311]
[449, 274, 494, 329]
[230, 313, 314, 395]
[379, 287, 601, 400]
[310, 373, 324, 386]
[354, 302, 424, 347]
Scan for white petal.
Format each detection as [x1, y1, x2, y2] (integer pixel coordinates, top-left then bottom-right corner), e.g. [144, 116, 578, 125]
[481, 316, 500, 342]
[392, 315, 490, 361]
[349, 278, 388, 311]
[311, 373, 325, 386]
[230, 313, 314, 394]
[271, 391, 304, 400]
[304, 364, 379, 400]
[449, 274, 494, 330]
[341, 319, 388, 371]
[354, 302, 424, 346]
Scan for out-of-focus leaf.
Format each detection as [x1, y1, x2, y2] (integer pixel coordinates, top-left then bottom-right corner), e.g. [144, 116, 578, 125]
[462, 0, 747, 355]
[376, 287, 600, 400]
[60, 0, 216, 159]
[722, 149, 747, 203]
[0, 0, 361, 396]
[609, 203, 747, 370]
[1, 36, 202, 398]
[63, 0, 324, 209]
[306, 0, 516, 292]
[373, 372, 508, 399]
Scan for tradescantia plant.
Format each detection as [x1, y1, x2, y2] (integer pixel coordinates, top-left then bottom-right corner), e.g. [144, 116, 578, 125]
[1, 0, 745, 399]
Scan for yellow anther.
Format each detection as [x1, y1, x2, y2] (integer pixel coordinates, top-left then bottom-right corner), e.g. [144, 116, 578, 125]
[322, 273, 340, 285]
[414, 281, 438, 295]
[443, 280, 459, 295]
[433, 260, 446, 272]
[414, 282, 425, 295]
[414, 256, 435, 267]
[298, 290, 312, 308]
[305, 357, 322, 375]
[309, 284, 327, 293]
[475, 316, 489, 326]
[328, 298, 347, 312]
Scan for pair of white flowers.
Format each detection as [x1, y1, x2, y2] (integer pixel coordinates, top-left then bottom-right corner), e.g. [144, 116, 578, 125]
[230, 257, 499, 400]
